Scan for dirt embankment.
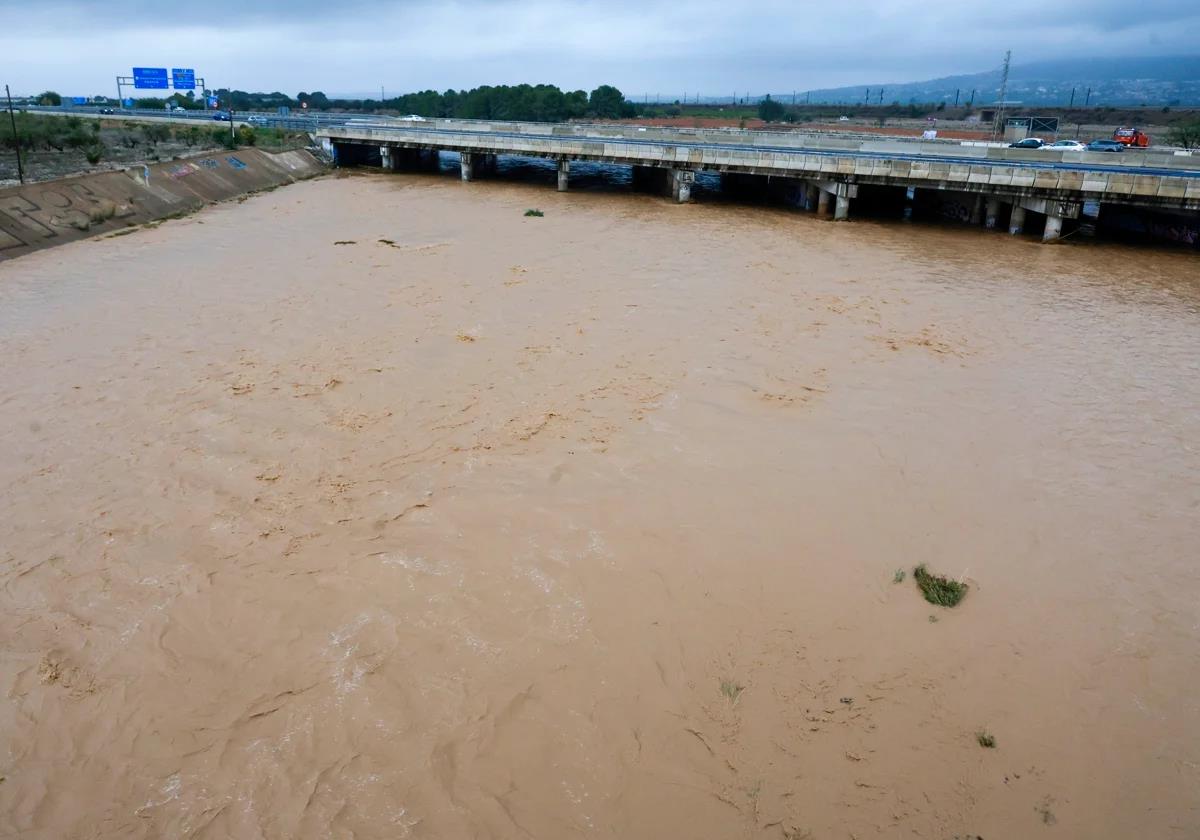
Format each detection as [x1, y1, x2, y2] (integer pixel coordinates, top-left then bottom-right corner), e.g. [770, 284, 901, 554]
[0, 148, 326, 260]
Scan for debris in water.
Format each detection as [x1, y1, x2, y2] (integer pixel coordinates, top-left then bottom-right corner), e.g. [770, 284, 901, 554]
[914, 564, 968, 607]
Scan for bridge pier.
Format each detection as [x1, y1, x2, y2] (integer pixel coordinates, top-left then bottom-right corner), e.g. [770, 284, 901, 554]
[805, 183, 820, 211]
[1043, 213, 1064, 242]
[671, 169, 694, 203]
[969, 194, 984, 226]
[835, 195, 851, 221]
[985, 197, 1002, 230]
[460, 152, 475, 181]
[816, 189, 830, 215]
[1008, 205, 1026, 236]
[557, 158, 570, 192]
[811, 180, 856, 221]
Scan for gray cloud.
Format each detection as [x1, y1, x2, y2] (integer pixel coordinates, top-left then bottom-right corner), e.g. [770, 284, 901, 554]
[4, 0, 1197, 97]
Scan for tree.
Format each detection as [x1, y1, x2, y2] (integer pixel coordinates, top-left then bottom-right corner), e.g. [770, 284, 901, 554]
[757, 95, 785, 122]
[141, 123, 171, 146]
[37, 90, 62, 106]
[1167, 120, 1200, 150]
[588, 85, 627, 119]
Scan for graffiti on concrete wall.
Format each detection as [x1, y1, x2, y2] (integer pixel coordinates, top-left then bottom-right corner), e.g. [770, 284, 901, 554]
[0, 181, 134, 252]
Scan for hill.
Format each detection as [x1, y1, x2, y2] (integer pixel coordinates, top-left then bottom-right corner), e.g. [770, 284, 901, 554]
[787, 56, 1200, 107]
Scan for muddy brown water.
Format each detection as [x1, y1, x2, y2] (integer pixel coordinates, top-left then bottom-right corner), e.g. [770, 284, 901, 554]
[2, 171, 1198, 839]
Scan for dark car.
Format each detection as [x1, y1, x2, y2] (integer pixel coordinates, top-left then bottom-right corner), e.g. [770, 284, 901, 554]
[213, 112, 232, 122]
[98, 107, 115, 115]
[1086, 139, 1124, 153]
[1008, 137, 1045, 149]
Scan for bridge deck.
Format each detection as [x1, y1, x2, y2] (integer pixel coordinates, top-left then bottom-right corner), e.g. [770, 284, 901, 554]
[319, 122, 1200, 211]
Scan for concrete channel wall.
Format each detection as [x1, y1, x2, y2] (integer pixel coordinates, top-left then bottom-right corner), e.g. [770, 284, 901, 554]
[0, 148, 325, 261]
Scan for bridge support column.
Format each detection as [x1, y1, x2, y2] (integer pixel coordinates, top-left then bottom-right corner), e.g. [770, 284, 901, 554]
[811, 180, 856, 220]
[805, 183, 820, 211]
[460, 152, 474, 182]
[671, 169, 694, 203]
[557, 158, 570, 192]
[816, 189, 830, 215]
[380, 146, 395, 171]
[984, 197, 1001, 229]
[1008, 205, 1026, 235]
[969, 194, 984, 225]
[1043, 213, 1064, 242]
[834, 194, 851, 221]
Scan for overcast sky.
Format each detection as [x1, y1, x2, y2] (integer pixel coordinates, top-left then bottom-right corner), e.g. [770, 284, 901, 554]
[6, 0, 1198, 97]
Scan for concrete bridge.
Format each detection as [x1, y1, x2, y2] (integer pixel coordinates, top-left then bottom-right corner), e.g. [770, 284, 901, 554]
[317, 119, 1200, 242]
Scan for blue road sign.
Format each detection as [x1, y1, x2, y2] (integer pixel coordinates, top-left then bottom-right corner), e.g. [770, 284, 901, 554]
[124, 98, 134, 108]
[172, 68, 196, 90]
[72, 97, 87, 105]
[132, 67, 169, 89]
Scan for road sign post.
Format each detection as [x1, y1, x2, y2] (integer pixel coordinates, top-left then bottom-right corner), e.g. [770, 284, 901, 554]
[117, 68, 205, 110]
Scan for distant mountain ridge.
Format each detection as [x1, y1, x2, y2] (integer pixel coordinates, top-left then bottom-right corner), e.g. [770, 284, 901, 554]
[785, 56, 1200, 107]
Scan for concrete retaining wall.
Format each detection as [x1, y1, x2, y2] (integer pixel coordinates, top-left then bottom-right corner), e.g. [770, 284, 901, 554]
[0, 148, 325, 261]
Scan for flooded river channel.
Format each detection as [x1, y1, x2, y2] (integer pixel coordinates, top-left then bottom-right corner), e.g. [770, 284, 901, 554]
[1, 171, 1198, 838]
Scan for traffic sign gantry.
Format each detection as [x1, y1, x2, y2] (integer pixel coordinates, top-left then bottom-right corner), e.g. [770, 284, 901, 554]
[172, 68, 196, 90]
[132, 67, 169, 89]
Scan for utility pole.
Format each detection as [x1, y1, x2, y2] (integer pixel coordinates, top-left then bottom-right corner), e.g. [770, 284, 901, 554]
[992, 49, 1011, 140]
[225, 90, 235, 145]
[954, 88, 960, 107]
[1085, 86, 1092, 106]
[865, 88, 870, 105]
[6, 84, 24, 184]
[1069, 87, 1075, 108]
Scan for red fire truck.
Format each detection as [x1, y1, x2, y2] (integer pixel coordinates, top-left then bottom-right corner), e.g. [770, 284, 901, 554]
[1112, 127, 1151, 148]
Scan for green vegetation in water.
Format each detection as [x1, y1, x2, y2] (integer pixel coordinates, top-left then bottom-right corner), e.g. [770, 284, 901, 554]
[333, 240, 356, 245]
[720, 678, 744, 704]
[893, 568, 906, 584]
[977, 730, 996, 749]
[524, 209, 544, 217]
[914, 564, 967, 607]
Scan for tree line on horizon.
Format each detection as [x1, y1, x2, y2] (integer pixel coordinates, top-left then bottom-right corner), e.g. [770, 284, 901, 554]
[43, 83, 639, 122]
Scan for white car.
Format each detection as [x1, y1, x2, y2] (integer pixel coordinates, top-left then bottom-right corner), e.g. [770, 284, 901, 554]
[1042, 140, 1086, 152]
[399, 114, 427, 122]
[246, 115, 269, 126]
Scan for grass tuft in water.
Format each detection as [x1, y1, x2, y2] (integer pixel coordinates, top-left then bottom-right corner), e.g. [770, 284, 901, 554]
[893, 568, 906, 584]
[524, 208, 544, 217]
[720, 678, 745, 704]
[977, 730, 996, 748]
[914, 564, 967, 607]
